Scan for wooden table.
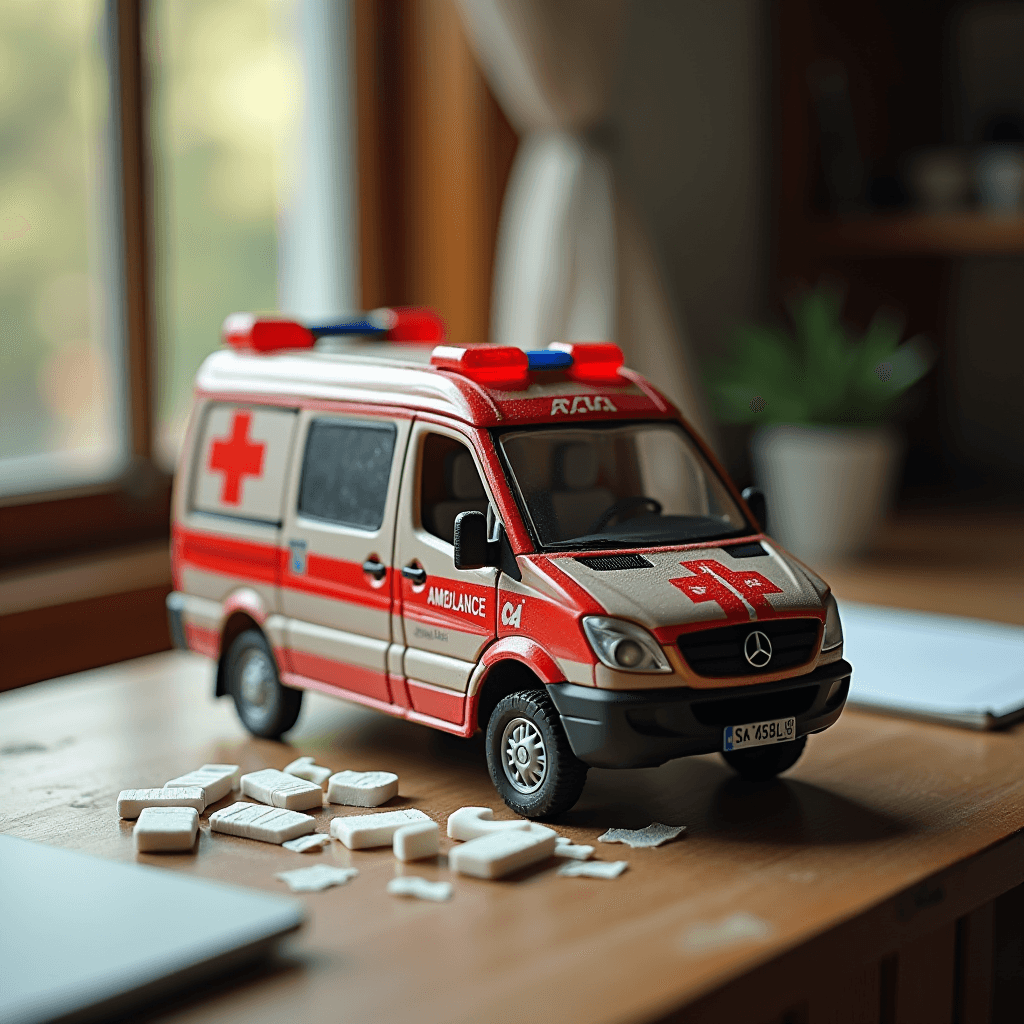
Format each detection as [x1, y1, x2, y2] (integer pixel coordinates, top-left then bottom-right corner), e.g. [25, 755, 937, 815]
[3, 633, 1024, 1024]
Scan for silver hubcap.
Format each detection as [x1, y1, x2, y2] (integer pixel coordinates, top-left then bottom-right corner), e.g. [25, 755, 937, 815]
[501, 717, 547, 794]
[239, 650, 273, 708]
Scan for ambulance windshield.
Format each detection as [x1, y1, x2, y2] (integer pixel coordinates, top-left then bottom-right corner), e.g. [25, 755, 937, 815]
[496, 422, 751, 550]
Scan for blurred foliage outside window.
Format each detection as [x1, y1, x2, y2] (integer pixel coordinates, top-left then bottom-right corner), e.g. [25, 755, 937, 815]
[0, 0, 124, 497]
[148, 0, 301, 468]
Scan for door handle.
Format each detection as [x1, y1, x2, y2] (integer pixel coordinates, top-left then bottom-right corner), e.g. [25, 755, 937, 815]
[362, 558, 387, 581]
[401, 563, 427, 586]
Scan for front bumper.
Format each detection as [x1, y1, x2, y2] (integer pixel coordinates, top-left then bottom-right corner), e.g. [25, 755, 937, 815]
[547, 659, 852, 769]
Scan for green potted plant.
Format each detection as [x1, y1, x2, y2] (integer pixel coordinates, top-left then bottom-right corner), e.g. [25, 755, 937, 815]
[706, 285, 934, 562]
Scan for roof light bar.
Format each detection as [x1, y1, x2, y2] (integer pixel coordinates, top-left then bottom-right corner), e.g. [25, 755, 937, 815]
[308, 306, 445, 343]
[549, 341, 625, 383]
[222, 313, 314, 353]
[430, 345, 530, 389]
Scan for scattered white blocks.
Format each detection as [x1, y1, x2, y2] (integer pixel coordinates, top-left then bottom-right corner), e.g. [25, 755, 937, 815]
[117, 788, 205, 819]
[284, 756, 332, 787]
[134, 806, 199, 853]
[387, 876, 452, 902]
[326, 770, 398, 807]
[446, 806, 531, 841]
[275, 864, 358, 893]
[598, 823, 686, 849]
[240, 768, 323, 811]
[553, 838, 594, 861]
[393, 820, 440, 862]
[330, 809, 432, 850]
[164, 764, 239, 806]
[209, 802, 315, 844]
[558, 860, 628, 879]
[282, 833, 331, 854]
[448, 825, 557, 879]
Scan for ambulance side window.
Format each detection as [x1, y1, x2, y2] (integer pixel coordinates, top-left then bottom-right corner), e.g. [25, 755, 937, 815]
[419, 433, 488, 545]
[297, 419, 397, 531]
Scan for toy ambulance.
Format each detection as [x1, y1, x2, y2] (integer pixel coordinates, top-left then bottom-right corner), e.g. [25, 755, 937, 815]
[167, 308, 851, 819]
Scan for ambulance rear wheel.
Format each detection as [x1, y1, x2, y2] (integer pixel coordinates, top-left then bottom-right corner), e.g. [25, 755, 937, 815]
[721, 736, 806, 781]
[485, 689, 588, 820]
[225, 629, 302, 739]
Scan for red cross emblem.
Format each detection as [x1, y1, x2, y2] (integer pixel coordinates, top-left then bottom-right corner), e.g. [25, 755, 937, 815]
[669, 558, 782, 622]
[208, 410, 265, 505]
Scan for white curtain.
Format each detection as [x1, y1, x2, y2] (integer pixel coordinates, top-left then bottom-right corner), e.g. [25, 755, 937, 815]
[455, 0, 713, 438]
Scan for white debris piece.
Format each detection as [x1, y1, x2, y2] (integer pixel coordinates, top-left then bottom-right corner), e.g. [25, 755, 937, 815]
[282, 833, 331, 853]
[283, 756, 332, 787]
[330, 809, 432, 850]
[117, 787, 205, 819]
[275, 864, 358, 893]
[553, 840, 594, 861]
[448, 825, 557, 879]
[387, 876, 452, 902]
[134, 806, 199, 853]
[446, 806, 531, 841]
[326, 770, 398, 807]
[164, 764, 239, 806]
[240, 768, 323, 811]
[558, 860, 628, 879]
[393, 820, 440, 862]
[209, 801, 315, 844]
[598, 823, 686, 849]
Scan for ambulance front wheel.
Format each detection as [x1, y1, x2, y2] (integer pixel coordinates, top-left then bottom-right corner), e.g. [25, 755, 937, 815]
[721, 736, 807, 781]
[225, 629, 303, 739]
[485, 689, 588, 820]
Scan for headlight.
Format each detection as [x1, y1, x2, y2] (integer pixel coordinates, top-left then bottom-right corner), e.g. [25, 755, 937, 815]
[582, 616, 672, 673]
[822, 593, 843, 651]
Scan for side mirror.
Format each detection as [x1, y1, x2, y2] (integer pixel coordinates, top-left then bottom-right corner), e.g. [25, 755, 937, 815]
[454, 511, 497, 570]
[741, 486, 767, 533]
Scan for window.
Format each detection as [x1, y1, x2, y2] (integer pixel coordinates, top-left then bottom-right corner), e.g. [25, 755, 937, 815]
[297, 419, 396, 531]
[419, 433, 488, 545]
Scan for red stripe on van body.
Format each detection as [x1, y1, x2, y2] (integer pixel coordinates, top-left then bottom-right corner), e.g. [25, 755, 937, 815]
[177, 528, 278, 585]
[286, 649, 392, 704]
[406, 679, 465, 724]
[185, 623, 220, 658]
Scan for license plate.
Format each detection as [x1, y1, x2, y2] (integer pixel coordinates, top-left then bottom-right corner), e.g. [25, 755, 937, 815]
[723, 717, 796, 752]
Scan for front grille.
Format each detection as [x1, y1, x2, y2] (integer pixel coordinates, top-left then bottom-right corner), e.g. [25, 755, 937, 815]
[677, 618, 820, 678]
[575, 554, 653, 571]
[691, 684, 819, 726]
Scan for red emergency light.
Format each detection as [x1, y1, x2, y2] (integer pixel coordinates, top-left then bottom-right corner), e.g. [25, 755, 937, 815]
[222, 313, 314, 353]
[549, 341, 625, 383]
[430, 344, 530, 389]
[374, 307, 446, 343]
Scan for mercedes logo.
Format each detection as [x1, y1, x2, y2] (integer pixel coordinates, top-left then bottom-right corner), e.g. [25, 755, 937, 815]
[744, 630, 772, 668]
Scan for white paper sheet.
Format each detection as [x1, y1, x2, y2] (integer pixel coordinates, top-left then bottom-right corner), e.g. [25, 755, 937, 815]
[841, 601, 1024, 727]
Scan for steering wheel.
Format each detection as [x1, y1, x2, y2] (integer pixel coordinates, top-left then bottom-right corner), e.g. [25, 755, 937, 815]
[587, 496, 663, 534]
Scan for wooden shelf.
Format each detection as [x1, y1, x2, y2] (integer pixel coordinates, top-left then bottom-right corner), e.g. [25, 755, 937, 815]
[804, 212, 1024, 257]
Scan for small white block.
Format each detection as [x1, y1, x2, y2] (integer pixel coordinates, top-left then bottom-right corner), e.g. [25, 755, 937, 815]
[164, 764, 240, 805]
[134, 806, 199, 852]
[117, 788, 205, 819]
[448, 825, 557, 879]
[597, 823, 686, 849]
[281, 833, 331, 853]
[326, 770, 398, 807]
[387, 876, 452, 902]
[558, 860, 628, 879]
[393, 820, 440, 861]
[329, 809, 432, 850]
[209, 801, 315, 844]
[553, 842, 594, 861]
[275, 864, 358, 892]
[240, 768, 323, 810]
[446, 806, 531, 841]
[283, 756, 332, 787]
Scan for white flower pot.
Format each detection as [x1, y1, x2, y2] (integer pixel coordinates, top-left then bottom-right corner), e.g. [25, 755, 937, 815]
[750, 424, 903, 563]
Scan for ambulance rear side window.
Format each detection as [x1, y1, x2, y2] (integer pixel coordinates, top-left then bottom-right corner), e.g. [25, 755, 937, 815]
[297, 419, 397, 531]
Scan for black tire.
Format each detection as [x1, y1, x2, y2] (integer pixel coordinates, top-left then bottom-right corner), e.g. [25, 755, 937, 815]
[225, 629, 302, 739]
[721, 736, 807, 781]
[485, 689, 588, 820]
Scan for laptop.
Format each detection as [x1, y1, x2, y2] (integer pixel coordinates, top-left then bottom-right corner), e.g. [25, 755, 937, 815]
[0, 835, 305, 1024]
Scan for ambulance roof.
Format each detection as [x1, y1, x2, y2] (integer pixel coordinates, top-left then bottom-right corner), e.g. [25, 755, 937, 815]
[195, 343, 675, 428]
